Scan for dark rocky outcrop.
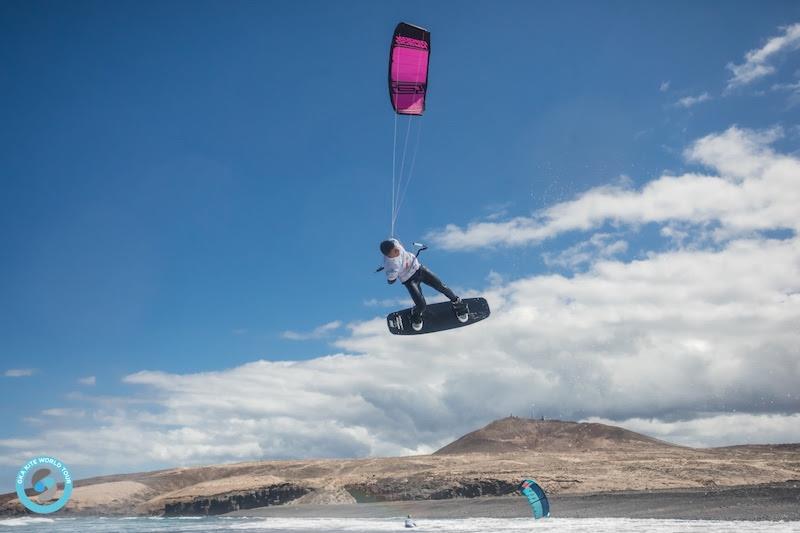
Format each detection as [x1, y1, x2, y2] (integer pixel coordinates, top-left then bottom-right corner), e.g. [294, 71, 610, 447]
[345, 477, 519, 502]
[163, 483, 309, 516]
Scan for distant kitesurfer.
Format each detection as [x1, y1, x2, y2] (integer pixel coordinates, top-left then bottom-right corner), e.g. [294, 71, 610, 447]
[380, 238, 465, 331]
[404, 514, 417, 528]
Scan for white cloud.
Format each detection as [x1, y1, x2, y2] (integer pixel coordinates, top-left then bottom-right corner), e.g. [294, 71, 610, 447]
[586, 413, 800, 448]
[0, 126, 797, 475]
[483, 202, 512, 221]
[726, 22, 800, 90]
[3, 369, 35, 378]
[772, 80, 800, 92]
[543, 233, 628, 269]
[427, 126, 798, 249]
[675, 92, 711, 108]
[363, 297, 413, 308]
[660, 80, 671, 92]
[486, 270, 505, 287]
[281, 320, 343, 341]
[41, 408, 86, 418]
[78, 376, 96, 386]
[4, 231, 791, 470]
[771, 80, 800, 107]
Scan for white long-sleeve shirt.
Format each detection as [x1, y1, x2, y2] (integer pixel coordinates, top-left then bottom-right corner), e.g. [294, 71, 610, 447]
[383, 239, 420, 283]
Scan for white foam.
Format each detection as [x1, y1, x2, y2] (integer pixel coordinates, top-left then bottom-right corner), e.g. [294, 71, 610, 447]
[225, 517, 800, 532]
[2, 516, 797, 532]
[0, 517, 55, 527]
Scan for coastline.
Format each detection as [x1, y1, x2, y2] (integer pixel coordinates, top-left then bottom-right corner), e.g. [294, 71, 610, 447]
[225, 482, 800, 521]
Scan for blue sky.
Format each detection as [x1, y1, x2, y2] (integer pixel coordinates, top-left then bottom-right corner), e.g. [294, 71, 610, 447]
[2, 1, 800, 490]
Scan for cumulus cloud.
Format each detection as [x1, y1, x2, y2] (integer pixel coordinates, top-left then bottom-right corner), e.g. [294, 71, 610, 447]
[78, 376, 96, 386]
[660, 80, 671, 92]
[675, 92, 711, 108]
[427, 126, 798, 249]
[0, 126, 797, 476]
[281, 320, 342, 341]
[726, 22, 800, 90]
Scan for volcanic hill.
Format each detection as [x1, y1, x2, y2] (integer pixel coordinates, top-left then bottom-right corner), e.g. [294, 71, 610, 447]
[435, 416, 679, 454]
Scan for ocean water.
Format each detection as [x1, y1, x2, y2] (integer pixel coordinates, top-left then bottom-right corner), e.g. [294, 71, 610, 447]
[0, 516, 798, 532]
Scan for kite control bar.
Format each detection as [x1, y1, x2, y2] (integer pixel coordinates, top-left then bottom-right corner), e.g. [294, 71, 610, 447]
[375, 242, 427, 273]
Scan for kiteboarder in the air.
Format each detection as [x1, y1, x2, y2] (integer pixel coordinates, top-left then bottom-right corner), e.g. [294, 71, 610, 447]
[378, 24, 491, 335]
[380, 238, 467, 331]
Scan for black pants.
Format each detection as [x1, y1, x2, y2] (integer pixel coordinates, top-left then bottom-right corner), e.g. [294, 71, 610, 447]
[403, 265, 458, 320]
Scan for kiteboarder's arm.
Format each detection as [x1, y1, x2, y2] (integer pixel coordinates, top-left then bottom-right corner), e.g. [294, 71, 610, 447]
[384, 260, 399, 285]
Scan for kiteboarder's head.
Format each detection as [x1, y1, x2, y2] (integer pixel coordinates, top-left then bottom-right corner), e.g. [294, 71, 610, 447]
[380, 239, 399, 258]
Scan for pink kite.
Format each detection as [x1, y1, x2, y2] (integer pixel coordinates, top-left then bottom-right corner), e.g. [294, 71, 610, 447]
[388, 23, 430, 116]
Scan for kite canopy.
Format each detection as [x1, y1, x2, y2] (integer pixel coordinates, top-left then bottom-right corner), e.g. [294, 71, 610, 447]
[519, 479, 550, 519]
[386, 22, 430, 236]
[388, 22, 430, 115]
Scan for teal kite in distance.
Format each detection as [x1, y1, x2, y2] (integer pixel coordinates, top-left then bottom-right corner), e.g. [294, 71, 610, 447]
[519, 478, 550, 519]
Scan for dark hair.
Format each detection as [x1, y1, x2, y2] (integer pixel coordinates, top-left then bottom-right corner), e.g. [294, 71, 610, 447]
[380, 240, 396, 255]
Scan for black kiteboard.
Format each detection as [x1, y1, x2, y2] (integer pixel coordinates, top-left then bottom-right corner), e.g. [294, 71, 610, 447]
[387, 297, 491, 335]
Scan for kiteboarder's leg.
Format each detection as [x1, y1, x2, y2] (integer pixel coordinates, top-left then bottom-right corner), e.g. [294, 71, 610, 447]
[417, 266, 468, 322]
[403, 273, 426, 330]
[416, 266, 459, 302]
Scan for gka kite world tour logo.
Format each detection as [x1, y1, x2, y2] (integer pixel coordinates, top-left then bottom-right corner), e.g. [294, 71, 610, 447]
[15, 456, 72, 513]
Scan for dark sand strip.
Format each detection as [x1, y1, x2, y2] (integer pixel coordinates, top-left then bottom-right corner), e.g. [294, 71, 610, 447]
[226, 482, 800, 521]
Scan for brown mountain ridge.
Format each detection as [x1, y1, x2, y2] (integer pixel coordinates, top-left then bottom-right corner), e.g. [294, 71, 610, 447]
[435, 416, 679, 454]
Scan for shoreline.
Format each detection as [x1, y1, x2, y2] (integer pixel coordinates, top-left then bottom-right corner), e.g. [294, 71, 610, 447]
[225, 481, 800, 521]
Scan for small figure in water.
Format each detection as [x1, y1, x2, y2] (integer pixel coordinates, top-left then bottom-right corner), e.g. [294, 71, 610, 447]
[380, 238, 463, 331]
[404, 514, 417, 528]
